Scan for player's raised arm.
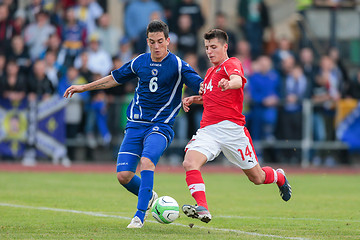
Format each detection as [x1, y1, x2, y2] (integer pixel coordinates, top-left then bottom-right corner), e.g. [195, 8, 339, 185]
[63, 75, 119, 98]
[218, 74, 243, 91]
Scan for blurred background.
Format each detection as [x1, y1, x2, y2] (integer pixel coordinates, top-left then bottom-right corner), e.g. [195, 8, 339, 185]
[0, 0, 360, 168]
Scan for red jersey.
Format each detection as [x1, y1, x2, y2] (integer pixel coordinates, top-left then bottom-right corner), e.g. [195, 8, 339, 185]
[200, 57, 246, 128]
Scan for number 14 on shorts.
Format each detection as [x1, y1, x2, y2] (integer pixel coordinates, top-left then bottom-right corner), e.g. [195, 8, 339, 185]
[238, 145, 252, 161]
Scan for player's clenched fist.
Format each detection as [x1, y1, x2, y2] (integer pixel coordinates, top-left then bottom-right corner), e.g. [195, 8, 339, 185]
[63, 85, 85, 98]
[218, 78, 230, 91]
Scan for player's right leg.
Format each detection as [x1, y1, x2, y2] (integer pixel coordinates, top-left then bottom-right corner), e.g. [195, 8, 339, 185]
[182, 150, 212, 223]
[128, 131, 169, 228]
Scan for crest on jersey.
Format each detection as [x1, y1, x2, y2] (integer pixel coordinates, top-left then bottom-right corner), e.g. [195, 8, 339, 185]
[151, 69, 158, 76]
[216, 67, 221, 73]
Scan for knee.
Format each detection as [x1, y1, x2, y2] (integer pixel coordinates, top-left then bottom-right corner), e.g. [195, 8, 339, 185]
[182, 157, 196, 171]
[140, 157, 155, 171]
[117, 172, 132, 185]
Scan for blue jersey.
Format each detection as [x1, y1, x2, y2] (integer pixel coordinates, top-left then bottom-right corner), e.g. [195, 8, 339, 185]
[111, 51, 202, 126]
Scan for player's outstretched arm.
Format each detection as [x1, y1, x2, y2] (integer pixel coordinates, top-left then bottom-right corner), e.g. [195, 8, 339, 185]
[218, 74, 243, 91]
[63, 75, 119, 98]
[182, 95, 203, 112]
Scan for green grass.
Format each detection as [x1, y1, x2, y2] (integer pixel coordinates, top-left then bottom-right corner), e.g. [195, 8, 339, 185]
[0, 172, 359, 239]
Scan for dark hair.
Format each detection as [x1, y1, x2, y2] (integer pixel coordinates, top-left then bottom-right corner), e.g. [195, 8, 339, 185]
[146, 20, 169, 39]
[204, 29, 228, 44]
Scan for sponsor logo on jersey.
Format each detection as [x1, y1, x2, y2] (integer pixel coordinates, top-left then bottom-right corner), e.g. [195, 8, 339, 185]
[151, 68, 158, 76]
[150, 63, 161, 67]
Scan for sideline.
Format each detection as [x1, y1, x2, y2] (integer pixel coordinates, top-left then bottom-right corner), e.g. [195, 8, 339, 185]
[0, 202, 308, 240]
[1, 162, 360, 175]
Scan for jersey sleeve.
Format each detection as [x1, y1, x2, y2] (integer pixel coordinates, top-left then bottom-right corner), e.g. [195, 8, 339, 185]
[224, 58, 247, 84]
[111, 59, 138, 84]
[181, 60, 203, 93]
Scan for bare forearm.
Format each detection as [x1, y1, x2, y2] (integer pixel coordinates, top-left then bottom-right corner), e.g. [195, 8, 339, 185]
[228, 74, 243, 89]
[84, 75, 119, 91]
[191, 95, 203, 105]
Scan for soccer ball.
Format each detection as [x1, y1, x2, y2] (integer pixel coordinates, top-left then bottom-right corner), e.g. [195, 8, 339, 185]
[151, 196, 179, 224]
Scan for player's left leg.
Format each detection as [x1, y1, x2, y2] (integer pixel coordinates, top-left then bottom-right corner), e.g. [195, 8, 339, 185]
[127, 133, 168, 228]
[243, 165, 292, 201]
[223, 126, 292, 202]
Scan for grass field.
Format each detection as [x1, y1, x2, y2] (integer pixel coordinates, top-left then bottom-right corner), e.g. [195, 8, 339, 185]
[0, 171, 359, 239]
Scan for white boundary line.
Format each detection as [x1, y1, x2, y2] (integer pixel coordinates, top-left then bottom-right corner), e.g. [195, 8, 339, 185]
[0, 203, 308, 240]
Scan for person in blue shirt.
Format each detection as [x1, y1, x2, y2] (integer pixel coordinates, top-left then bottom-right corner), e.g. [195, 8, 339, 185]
[63, 20, 203, 228]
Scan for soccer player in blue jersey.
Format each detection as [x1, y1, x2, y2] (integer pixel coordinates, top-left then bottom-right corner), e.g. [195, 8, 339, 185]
[63, 20, 203, 228]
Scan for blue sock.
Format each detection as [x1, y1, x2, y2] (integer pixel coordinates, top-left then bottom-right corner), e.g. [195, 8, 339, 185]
[122, 175, 141, 195]
[134, 170, 154, 222]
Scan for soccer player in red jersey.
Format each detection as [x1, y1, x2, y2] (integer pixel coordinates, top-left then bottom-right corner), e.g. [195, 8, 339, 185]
[181, 29, 292, 223]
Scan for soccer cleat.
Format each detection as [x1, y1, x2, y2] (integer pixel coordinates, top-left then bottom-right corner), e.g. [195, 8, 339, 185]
[182, 204, 212, 223]
[127, 216, 143, 228]
[144, 191, 158, 220]
[276, 168, 292, 201]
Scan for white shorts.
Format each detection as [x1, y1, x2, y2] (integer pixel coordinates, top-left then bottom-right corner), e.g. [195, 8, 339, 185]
[185, 120, 258, 170]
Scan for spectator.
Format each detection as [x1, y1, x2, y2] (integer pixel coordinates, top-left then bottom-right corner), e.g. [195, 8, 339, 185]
[238, 0, 270, 59]
[44, 50, 60, 89]
[235, 40, 253, 77]
[58, 66, 89, 161]
[24, 10, 56, 60]
[281, 65, 311, 163]
[0, 3, 16, 53]
[73, 0, 104, 35]
[172, 0, 204, 34]
[133, 10, 162, 54]
[214, 12, 237, 57]
[13, 8, 27, 35]
[176, 14, 198, 57]
[84, 73, 112, 151]
[60, 7, 87, 67]
[7, 35, 31, 75]
[96, 13, 122, 57]
[24, 0, 43, 23]
[74, 33, 112, 77]
[27, 59, 54, 101]
[299, 47, 318, 85]
[168, 32, 178, 54]
[76, 50, 93, 81]
[328, 47, 350, 97]
[124, 0, 164, 43]
[0, 59, 27, 102]
[248, 55, 281, 141]
[117, 37, 133, 64]
[311, 55, 340, 166]
[272, 37, 295, 73]
[1, 0, 18, 19]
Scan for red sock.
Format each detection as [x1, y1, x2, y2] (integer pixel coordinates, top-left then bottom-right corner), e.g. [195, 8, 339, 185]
[262, 167, 285, 187]
[186, 170, 208, 210]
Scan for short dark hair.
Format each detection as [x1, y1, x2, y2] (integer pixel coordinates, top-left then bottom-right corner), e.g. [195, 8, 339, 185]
[204, 29, 228, 44]
[146, 20, 169, 39]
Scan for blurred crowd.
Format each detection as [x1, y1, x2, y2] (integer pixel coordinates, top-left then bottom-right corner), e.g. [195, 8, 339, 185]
[1, 0, 360, 166]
